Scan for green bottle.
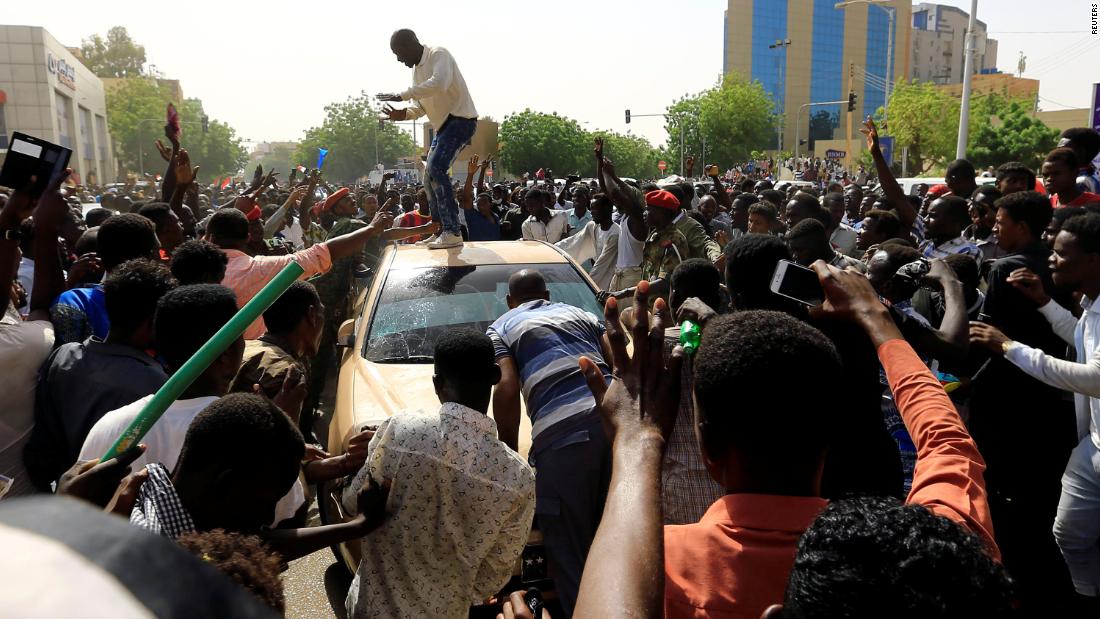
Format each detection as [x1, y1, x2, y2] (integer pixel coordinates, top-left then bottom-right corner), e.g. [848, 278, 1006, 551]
[680, 320, 702, 355]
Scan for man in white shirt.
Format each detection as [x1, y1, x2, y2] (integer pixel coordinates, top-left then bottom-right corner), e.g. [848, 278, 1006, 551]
[343, 329, 535, 619]
[970, 212, 1100, 604]
[521, 188, 569, 243]
[556, 194, 620, 290]
[379, 29, 478, 250]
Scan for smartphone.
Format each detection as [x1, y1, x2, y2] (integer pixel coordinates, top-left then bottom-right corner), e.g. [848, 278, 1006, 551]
[770, 259, 824, 306]
[0, 132, 72, 197]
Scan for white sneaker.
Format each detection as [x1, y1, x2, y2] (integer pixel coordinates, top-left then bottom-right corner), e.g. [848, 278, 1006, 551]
[415, 234, 438, 246]
[426, 232, 463, 250]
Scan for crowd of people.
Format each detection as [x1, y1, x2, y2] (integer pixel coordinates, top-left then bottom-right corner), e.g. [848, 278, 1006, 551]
[3, 26, 1100, 617]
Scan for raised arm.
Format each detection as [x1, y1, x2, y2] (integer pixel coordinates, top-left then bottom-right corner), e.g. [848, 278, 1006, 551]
[708, 166, 732, 210]
[298, 170, 321, 246]
[905, 260, 969, 363]
[169, 149, 200, 229]
[324, 210, 395, 261]
[861, 118, 914, 228]
[1, 170, 69, 321]
[264, 185, 306, 239]
[376, 171, 393, 206]
[476, 157, 490, 194]
[158, 126, 180, 202]
[460, 155, 479, 211]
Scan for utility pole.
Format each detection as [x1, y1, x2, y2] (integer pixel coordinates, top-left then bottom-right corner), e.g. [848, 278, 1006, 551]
[769, 39, 792, 153]
[846, 63, 854, 171]
[956, 0, 979, 159]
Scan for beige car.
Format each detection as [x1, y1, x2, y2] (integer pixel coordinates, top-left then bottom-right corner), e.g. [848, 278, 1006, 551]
[317, 240, 605, 604]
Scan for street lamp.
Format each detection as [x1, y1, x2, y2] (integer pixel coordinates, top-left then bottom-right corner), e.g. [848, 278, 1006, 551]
[835, 0, 896, 128]
[768, 39, 792, 152]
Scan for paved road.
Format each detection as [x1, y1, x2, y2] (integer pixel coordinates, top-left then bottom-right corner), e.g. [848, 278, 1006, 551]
[282, 499, 350, 619]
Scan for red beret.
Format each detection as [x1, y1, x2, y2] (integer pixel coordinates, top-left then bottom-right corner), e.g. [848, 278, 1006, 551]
[245, 205, 262, 221]
[928, 184, 951, 197]
[645, 190, 680, 211]
[312, 187, 350, 215]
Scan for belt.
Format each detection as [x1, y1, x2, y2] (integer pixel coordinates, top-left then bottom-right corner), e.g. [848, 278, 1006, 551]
[438, 114, 478, 133]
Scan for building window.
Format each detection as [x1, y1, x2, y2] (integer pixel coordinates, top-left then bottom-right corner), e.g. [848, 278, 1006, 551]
[749, 0, 788, 115]
[79, 107, 94, 156]
[809, 0, 846, 145]
[95, 115, 108, 162]
[55, 91, 73, 149]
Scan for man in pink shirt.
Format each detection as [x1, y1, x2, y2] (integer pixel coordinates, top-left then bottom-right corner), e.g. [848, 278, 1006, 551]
[205, 208, 393, 339]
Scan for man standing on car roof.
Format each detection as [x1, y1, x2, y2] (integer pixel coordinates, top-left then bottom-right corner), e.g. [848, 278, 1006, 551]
[378, 29, 477, 251]
[488, 269, 615, 617]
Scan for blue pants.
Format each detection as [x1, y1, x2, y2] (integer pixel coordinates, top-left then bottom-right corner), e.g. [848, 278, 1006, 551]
[423, 116, 477, 235]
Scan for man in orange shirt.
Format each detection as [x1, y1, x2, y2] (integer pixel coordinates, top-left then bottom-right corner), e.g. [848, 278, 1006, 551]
[1045, 148, 1100, 209]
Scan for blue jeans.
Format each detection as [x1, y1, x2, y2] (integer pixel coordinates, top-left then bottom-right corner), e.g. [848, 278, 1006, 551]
[1054, 437, 1100, 596]
[423, 117, 477, 235]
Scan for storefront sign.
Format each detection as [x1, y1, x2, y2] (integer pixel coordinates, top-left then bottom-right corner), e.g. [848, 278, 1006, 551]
[825, 149, 847, 159]
[47, 53, 76, 91]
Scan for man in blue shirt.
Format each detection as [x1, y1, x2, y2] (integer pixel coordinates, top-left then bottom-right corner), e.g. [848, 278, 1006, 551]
[487, 269, 613, 617]
[50, 213, 160, 346]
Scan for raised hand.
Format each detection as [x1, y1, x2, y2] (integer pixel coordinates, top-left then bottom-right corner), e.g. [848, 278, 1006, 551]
[860, 116, 880, 151]
[594, 137, 604, 160]
[375, 92, 403, 102]
[380, 104, 406, 122]
[154, 139, 173, 163]
[272, 366, 308, 420]
[174, 149, 200, 186]
[579, 280, 684, 444]
[467, 154, 481, 175]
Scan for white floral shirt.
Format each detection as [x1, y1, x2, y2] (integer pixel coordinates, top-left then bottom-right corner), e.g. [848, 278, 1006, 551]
[343, 403, 535, 619]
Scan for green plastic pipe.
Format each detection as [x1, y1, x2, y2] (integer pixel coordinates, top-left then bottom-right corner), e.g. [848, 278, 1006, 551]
[101, 261, 306, 460]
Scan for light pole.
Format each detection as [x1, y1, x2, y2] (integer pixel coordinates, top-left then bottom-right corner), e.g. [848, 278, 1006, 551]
[835, 1, 896, 127]
[956, 0, 979, 158]
[624, 111, 685, 175]
[768, 39, 792, 152]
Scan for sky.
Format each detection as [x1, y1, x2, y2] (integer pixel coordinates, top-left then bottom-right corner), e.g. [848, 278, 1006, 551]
[5, 0, 1094, 151]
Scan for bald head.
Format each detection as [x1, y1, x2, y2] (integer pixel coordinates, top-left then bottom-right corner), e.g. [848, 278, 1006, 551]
[391, 29, 418, 46]
[507, 269, 549, 308]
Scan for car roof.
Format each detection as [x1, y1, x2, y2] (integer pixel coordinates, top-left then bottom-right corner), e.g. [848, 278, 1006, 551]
[386, 240, 573, 269]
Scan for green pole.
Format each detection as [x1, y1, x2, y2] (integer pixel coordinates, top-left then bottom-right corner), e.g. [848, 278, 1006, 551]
[101, 261, 306, 460]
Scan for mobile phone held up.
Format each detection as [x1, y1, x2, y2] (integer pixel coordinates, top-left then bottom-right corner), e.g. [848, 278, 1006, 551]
[0, 132, 72, 197]
[770, 259, 824, 307]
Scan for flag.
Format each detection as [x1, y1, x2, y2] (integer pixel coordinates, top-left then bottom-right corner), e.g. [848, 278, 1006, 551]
[317, 148, 329, 169]
[219, 176, 231, 190]
[296, 165, 306, 173]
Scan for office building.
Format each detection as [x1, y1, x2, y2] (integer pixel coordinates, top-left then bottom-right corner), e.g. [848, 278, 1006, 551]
[0, 25, 115, 186]
[724, 0, 910, 154]
[910, 3, 997, 85]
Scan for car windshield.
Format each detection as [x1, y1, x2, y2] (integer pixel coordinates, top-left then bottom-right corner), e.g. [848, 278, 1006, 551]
[364, 263, 603, 362]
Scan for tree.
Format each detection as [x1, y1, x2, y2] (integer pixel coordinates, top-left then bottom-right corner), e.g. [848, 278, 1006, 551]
[105, 77, 246, 177]
[878, 80, 959, 174]
[593, 131, 661, 179]
[293, 93, 415, 183]
[252, 143, 297, 177]
[664, 74, 775, 170]
[499, 110, 589, 177]
[80, 27, 146, 78]
[808, 109, 837, 152]
[966, 94, 1059, 171]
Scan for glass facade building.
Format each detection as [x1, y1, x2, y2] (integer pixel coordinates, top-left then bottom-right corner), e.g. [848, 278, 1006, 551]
[809, 0, 845, 142]
[863, 8, 890, 120]
[749, 0, 788, 115]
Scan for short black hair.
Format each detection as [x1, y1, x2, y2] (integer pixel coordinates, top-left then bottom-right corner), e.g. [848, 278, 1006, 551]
[724, 234, 797, 312]
[783, 496, 1014, 618]
[760, 189, 786, 207]
[1061, 212, 1100, 254]
[137, 202, 173, 233]
[748, 201, 777, 221]
[874, 243, 922, 277]
[1061, 127, 1100, 162]
[863, 209, 902, 239]
[934, 195, 971, 228]
[694, 311, 840, 462]
[822, 192, 844, 208]
[971, 185, 1002, 206]
[73, 228, 98, 256]
[97, 214, 160, 271]
[994, 191, 1052, 239]
[154, 284, 239, 368]
[262, 281, 320, 334]
[787, 218, 829, 245]
[170, 239, 228, 285]
[104, 259, 177, 334]
[175, 393, 304, 502]
[85, 207, 114, 228]
[943, 254, 979, 291]
[1045, 146, 1079, 171]
[663, 184, 686, 209]
[669, 258, 721, 312]
[733, 193, 759, 209]
[995, 161, 1036, 188]
[946, 159, 976, 180]
[434, 328, 497, 385]
[207, 209, 250, 245]
[1051, 205, 1086, 229]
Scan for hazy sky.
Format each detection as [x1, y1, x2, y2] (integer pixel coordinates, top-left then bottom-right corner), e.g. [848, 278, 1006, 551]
[5, 0, 1094, 150]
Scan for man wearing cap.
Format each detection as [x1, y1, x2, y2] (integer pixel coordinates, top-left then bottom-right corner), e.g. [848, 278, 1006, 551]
[600, 190, 689, 304]
[378, 29, 477, 250]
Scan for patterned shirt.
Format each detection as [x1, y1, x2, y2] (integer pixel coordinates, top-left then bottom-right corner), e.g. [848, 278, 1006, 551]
[521, 210, 569, 243]
[221, 245, 332, 340]
[342, 403, 535, 619]
[302, 221, 328, 248]
[487, 299, 611, 440]
[641, 225, 690, 283]
[131, 463, 197, 540]
[919, 235, 983, 261]
[50, 285, 107, 346]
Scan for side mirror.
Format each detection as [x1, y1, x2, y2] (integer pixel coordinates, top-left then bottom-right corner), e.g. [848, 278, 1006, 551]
[336, 319, 356, 349]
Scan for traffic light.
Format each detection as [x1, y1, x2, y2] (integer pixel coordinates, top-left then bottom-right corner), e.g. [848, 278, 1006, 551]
[847, 92, 857, 112]
[625, 109, 631, 124]
[799, 139, 807, 146]
[202, 115, 209, 134]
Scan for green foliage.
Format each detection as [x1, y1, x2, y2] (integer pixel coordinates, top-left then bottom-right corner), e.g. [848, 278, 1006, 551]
[104, 78, 246, 178]
[593, 131, 661, 179]
[664, 74, 776, 169]
[252, 143, 296, 178]
[499, 110, 590, 177]
[294, 93, 415, 183]
[878, 80, 959, 175]
[80, 26, 146, 78]
[967, 94, 1059, 170]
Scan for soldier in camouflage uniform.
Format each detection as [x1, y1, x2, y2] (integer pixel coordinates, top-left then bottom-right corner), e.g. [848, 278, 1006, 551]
[600, 189, 689, 306]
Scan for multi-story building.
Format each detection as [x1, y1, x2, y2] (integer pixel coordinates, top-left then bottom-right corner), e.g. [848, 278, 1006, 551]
[723, 0, 910, 155]
[0, 25, 115, 186]
[910, 3, 997, 85]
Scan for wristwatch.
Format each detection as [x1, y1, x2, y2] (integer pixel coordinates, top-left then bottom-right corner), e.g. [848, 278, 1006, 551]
[1001, 340, 1014, 356]
[0, 228, 22, 242]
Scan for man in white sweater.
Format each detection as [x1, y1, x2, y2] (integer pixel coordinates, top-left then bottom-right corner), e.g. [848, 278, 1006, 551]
[556, 194, 619, 290]
[970, 212, 1100, 609]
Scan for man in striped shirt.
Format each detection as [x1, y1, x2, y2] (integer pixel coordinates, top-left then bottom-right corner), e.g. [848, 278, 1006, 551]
[487, 269, 613, 617]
